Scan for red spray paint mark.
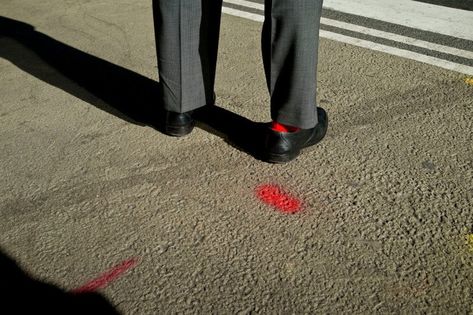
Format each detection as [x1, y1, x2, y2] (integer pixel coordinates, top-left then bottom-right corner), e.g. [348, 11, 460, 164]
[256, 184, 302, 214]
[71, 258, 138, 294]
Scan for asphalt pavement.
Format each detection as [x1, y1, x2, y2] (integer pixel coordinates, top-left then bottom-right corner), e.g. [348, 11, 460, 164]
[0, 0, 472, 314]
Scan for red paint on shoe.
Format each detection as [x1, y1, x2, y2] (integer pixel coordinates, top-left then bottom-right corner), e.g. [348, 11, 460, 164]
[271, 122, 301, 133]
[256, 184, 302, 214]
[71, 258, 138, 294]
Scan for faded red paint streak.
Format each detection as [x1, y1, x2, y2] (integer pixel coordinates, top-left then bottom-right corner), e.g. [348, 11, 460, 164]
[256, 184, 302, 214]
[71, 258, 138, 294]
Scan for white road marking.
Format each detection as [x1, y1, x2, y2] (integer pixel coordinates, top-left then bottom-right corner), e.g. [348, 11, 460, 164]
[222, 7, 264, 22]
[221, 7, 473, 75]
[321, 30, 473, 75]
[225, 0, 262, 10]
[322, 18, 473, 60]
[222, 7, 263, 22]
[324, 0, 473, 41]
[225, 0, 473, 60]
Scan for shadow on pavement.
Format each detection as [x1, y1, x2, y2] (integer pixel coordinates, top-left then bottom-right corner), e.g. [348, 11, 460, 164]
[195, 106, 267, 160]
[0, 249, 120, 315]
[0, 16, 264, 159]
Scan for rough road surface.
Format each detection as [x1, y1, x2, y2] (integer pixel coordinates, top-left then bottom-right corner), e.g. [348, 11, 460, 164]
[1, 0, 472, 314]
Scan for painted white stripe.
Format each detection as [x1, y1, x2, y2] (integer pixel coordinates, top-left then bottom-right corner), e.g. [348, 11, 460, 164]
[324, 0, 473, 41]
[320, 30, 473, 75]
[221, 7, 473, 76]
[222, 7, 264, 22]
[322, 18, 473, 60]
[224, 0, 473, 60]
[225, 0, 263, 11]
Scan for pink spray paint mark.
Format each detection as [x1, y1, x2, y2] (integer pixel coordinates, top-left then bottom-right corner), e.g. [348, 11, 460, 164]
[256, 184, 303, 214]
[71, 258, 138, 294]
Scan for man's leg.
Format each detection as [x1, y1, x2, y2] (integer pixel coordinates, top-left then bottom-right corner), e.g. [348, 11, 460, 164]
[262, 0, 324, 130]
[153, 0, 223, 114]
[262, 0, 328, 163]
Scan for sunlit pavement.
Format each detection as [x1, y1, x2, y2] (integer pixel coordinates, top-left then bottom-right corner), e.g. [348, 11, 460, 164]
[1, 0, 472, 314]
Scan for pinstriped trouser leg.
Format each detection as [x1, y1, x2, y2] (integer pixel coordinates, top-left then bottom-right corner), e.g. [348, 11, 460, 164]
[263, 0, 324, 129]
[153, 0, 223, 113]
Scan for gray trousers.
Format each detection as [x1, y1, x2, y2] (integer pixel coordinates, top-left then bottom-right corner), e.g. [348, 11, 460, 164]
[153, 0, 323, 129]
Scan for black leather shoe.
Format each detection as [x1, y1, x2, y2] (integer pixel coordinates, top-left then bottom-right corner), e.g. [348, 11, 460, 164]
[264, 107, 328, 163]
[162, 93, 216, 137]
[163, 110, 195, 137]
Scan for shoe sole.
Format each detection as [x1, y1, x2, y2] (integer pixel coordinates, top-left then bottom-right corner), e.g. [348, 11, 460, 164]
[266, 150, 301, 164]
[164, 122, 195, 137]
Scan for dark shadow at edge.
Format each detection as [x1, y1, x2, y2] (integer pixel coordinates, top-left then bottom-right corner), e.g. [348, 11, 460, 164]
[414, 0, 473, 11]
[0, 248, 120, 315]
[0, 16, 264, 160]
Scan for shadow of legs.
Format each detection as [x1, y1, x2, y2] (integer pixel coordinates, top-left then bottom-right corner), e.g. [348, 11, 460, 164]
[0, 16, 161, 126]
[0, 16, 265, 159]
